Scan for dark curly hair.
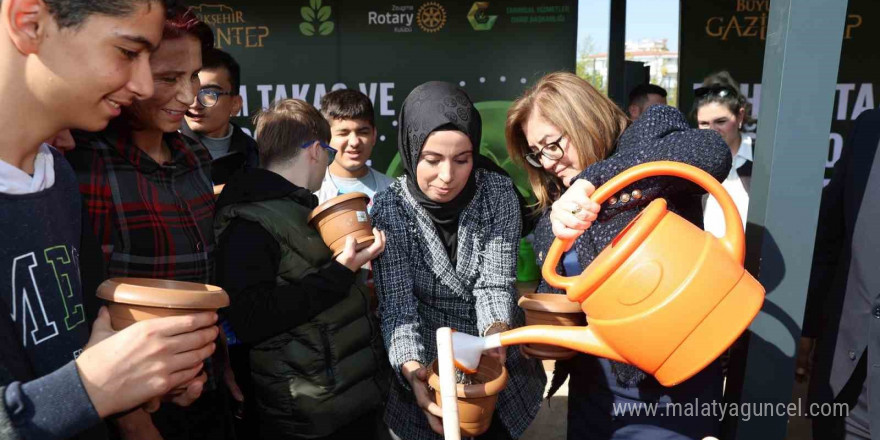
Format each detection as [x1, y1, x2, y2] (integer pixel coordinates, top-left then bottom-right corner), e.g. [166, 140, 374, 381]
[692, 71, 754, 127]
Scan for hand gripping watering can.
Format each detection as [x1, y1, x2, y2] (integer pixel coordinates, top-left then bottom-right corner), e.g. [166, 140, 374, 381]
[452, 161, 765, 386]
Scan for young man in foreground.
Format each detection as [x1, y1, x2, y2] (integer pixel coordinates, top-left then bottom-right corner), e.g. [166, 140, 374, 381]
[0, 1, 218, 438]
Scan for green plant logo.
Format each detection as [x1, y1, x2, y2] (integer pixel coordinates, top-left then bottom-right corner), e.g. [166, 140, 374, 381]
[300, 0, 334, 36]
[467, 2, 497, 31]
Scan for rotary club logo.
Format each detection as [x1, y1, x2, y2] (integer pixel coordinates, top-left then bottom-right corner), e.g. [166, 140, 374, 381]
[417, 2, 446, 33]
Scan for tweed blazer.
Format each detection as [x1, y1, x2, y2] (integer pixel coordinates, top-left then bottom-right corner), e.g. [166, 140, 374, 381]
[532, 105, 732, 386]
[533, 105, 731, 292]
[372, 169, 546, 440]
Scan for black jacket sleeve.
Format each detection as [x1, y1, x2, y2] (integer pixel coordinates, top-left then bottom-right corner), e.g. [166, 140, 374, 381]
[801, 120, 854, 338]
[215, 218, 356, 344]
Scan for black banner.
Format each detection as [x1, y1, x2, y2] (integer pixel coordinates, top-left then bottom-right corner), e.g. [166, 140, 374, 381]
[188, 0, 577, 173]
[679, 0, 879, 182]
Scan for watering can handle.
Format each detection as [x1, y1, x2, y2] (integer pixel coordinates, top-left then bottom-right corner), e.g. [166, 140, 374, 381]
[542, 161, 745, 292]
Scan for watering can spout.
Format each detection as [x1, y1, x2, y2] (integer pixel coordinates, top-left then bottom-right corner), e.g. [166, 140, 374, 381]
[499, 325, 627, 363]
[451, 326, 627, 373]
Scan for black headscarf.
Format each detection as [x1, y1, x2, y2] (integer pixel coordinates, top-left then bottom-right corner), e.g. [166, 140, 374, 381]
[398, 82, 497, 264]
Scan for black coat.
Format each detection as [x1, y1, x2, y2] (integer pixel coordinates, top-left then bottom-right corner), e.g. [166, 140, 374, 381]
[180, 122, 259, 184]
[804, 108, 880, 435]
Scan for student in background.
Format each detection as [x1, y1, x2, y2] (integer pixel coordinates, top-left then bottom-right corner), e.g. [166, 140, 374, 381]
[315, 89, 394, 212]
[183, 48, 259, 185]
[627, 83, 667, 121]
[693, 71, 753, 238]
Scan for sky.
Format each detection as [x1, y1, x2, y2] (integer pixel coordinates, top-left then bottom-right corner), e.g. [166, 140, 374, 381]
[577, 0, 680, 55]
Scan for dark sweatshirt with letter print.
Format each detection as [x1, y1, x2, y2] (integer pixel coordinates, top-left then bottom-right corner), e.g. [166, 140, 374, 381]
[0, 149, 106, 440]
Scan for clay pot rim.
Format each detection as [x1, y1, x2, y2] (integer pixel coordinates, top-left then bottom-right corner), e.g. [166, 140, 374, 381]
[518, 293, 584, 313]
[425, 356, 508, 398]
[96, 277, 229, 309]
[307, 192, 370, 224]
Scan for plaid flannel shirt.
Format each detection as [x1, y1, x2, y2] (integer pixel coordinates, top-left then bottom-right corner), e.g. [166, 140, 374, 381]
[68, 127, 215, 283]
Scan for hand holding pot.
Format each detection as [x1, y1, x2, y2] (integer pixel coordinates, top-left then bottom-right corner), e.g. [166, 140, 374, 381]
[147, 371, 209, 410]
[402, 361, 444, 434]
[75, 307, 220, 418]
[550, 179, 601, 244]
[336, 227, 386, 272]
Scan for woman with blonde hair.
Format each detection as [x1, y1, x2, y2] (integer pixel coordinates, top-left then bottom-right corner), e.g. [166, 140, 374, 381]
[506, 71, 731, 439]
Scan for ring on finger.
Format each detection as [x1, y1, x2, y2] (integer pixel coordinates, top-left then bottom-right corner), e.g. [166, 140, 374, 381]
[571, 205, 582, 216]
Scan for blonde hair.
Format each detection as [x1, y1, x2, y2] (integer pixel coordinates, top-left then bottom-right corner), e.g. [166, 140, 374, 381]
[506, 72, 629, 212]
[253, 99, 330, 167]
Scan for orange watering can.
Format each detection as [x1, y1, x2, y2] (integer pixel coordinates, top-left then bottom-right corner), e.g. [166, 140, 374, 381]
[452, 161, 765, 386]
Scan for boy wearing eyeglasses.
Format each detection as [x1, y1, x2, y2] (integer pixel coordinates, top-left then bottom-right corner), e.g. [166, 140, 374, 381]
[213, 99, 391, 440]
[183, 48, 259, 184]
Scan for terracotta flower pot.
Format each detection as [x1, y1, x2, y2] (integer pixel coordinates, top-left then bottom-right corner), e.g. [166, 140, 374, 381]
[426, 355, 508, 437]
[96, 278, 230, 330]
[517, 293, 587, 360]
[307, 192, 374, 257]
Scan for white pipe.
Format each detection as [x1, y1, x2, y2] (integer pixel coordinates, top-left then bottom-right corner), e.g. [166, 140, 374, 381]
[436, 328, 461, 440]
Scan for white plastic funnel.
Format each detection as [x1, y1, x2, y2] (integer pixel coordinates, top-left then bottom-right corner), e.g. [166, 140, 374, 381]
[450, 331, 502, 374]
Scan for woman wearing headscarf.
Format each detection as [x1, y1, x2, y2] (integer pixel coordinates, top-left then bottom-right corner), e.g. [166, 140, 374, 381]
[371, 82, 546, 440]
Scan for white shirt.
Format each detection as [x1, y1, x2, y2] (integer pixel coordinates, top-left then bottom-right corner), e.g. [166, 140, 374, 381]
[0, 143, 55, 195]
[703, 134, 752, 238]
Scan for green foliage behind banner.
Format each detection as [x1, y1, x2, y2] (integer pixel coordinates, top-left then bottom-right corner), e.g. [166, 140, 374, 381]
[188, 0, 577, 175]
[679, 0, 879, 183]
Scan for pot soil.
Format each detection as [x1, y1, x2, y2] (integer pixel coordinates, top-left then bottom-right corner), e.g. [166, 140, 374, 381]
[517, 293, 587, 360]
[427, 355, 508, 437]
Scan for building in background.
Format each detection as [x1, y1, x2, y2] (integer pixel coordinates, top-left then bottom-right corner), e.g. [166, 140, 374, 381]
[579, 38, 679, 106]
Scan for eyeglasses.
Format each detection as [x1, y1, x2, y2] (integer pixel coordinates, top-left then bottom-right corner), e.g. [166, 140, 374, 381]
[301, 140, 337, 162]
[524, 134, 565, 168]
[197, 88, 233, 107]
[694, 85, 739, 100]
